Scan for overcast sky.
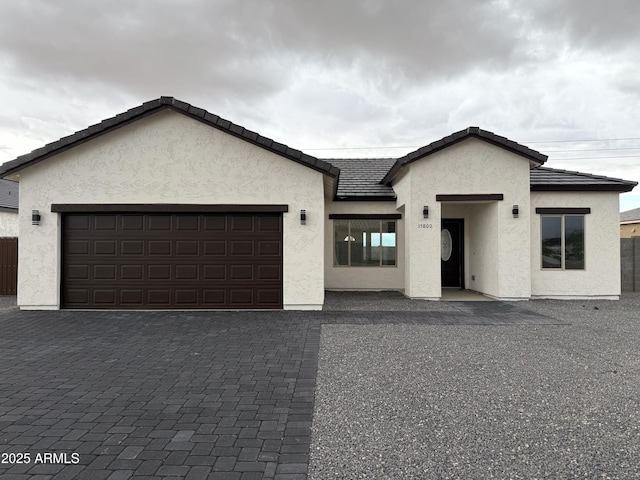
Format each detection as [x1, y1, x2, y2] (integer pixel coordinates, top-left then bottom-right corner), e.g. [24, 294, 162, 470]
[1, 0, 638, 210]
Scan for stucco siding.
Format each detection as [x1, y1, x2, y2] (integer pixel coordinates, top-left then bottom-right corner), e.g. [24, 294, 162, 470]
[397, 138, 531, 299]
[0, 211, 18, 237]
[531, 192, 621, 298]
[621, 222, 640, 238]
[324, 201, 404, 291]
[17, 110, 326, 309]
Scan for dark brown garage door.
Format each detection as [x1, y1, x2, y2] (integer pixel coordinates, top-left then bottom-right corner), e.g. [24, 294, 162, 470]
[62, 212, 283, 309]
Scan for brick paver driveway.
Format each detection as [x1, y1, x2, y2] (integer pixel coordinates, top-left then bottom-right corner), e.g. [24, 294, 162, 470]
[0, 301, 558, 479]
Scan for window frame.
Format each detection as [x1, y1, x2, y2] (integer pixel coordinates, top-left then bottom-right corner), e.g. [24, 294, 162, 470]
[540, 214, 586, 270]
[333, 219, 397, 268]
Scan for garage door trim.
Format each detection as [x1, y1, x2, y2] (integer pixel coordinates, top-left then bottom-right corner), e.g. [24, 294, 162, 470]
[52, 204, 289, 213]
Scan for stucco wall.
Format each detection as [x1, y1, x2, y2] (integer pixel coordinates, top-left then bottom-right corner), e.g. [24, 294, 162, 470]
[397, 138, 532, 300]
[621, 223, 640, 238]
[17, 110, 326, 309]
[0, 210, 18, 237]
[530, 191, 621, 298]
[325, 200, 404, 291]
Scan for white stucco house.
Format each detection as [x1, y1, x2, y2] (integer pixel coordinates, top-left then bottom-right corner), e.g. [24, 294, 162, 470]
[0, 97, 636, 310]
[0, 179, 19, 237]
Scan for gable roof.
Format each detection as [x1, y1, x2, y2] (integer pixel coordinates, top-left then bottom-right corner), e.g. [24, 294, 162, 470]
[0, 179, 18, 210]
[530, 166, 637, 193]
[0, 97, 339, 179]
[325, 158, 396, 200]
[381, 126, 548, 184]
[621, 207, 640, 223]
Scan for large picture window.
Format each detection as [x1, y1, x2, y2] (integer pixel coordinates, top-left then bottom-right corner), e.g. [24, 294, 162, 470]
[541, 215, 585, 269]
[334, 219, 396, 267]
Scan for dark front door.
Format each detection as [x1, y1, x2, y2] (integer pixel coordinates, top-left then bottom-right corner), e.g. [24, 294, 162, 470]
[441, 219, 464, 288]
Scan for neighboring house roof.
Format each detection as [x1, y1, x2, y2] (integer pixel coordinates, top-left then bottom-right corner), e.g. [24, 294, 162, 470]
[381, 126, 549, 184]
[0, 97, 340, 179]
[621, 207, 640, 223]
[530, 167, 637, 192]
[325, 158, 397, 200]
[0, 179, 18, 210]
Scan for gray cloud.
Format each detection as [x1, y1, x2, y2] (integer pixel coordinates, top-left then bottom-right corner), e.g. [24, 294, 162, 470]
[0, 0, 638, 207]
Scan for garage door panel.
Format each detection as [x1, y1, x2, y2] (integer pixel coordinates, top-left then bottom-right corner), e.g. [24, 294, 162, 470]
[149, 215, 172, 230]
[149, 240, 171, 255]
[93, 289, 116, 305]
[94, 265, 117, 280]
[121, 265, 144, 280]
[95, 215, 117, 231]
[122, 215, 144, 231]
[121, 290, 143, 305]
[176, 241, 199, 255]
[148, 289, 171, 305]
[176, 215, 199, 231]
[121, 240, 144, 255]
[94, 240, 117, 255]
[63, 212, 283, 309]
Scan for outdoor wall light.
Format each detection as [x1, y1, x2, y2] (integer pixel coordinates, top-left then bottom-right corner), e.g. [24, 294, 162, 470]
[512, 205, 519, 218]
[32, 209, 41, 226]
[423, 206, 429, 218]
[300, 209, 306, 225]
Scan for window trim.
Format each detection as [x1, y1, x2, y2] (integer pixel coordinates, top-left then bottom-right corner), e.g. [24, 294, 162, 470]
[333, 219, 398, 268]
[540, 214, 586, 270]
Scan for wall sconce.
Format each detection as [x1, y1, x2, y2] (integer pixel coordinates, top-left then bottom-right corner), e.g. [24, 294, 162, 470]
[300, 209, 306, 225]
[512, 205, 519, 218]
[423, 206, 429, 219]
[32, 209, 41, 226]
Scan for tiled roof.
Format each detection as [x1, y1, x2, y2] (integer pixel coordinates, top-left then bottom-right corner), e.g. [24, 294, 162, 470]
[621, 207, 640, 223]
[0, 179, 18, 210]
[530, 166, 637, 192]
[325, 158, 397, 199]
[381, 126, 548, 184]
[0, 97, 339, 179]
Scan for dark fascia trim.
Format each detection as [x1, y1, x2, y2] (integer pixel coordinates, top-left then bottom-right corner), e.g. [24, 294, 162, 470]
[436, 194, 504, 202]
[329, 213, 402, 220]
[51, 204, 289, 213]
[0, 206, 18, 213]
[0, 97, 339, 179]
[531, 184, 637, 193]
[333, 196, 397, 202]
[536, 207, 591, 215]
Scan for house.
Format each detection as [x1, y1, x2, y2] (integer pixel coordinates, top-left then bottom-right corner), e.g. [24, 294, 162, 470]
[0, 178, 19, 296]
[620, 207, 640, 238]
[0, 97, 636, 310]
[0, 179, 19, 237]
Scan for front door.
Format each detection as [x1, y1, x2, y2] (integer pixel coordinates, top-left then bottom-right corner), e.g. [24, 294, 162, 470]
[441, 219, 464, 288]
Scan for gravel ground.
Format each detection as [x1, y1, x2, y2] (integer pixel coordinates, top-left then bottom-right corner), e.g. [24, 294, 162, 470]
[310, 293, 640, 479]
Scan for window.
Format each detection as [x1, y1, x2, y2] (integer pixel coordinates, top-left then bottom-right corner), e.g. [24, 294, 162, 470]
[334, 219, 396, 267]
[541, 215, 584, 269]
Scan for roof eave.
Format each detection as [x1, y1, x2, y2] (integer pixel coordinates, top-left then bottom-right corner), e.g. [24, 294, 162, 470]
[380, 128, 547, 185]
[531, 184, 637, 193]
[0, 97, 339, 180]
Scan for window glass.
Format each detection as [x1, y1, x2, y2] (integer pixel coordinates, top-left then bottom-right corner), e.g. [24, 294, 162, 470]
[350, 220, 381, 266]
[333, 219, 397, 267]
[541, 216, 562, 268]
[334, 220, 349, 266]
[564, 216, 585, 269]
[381, 221, 397, 266]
